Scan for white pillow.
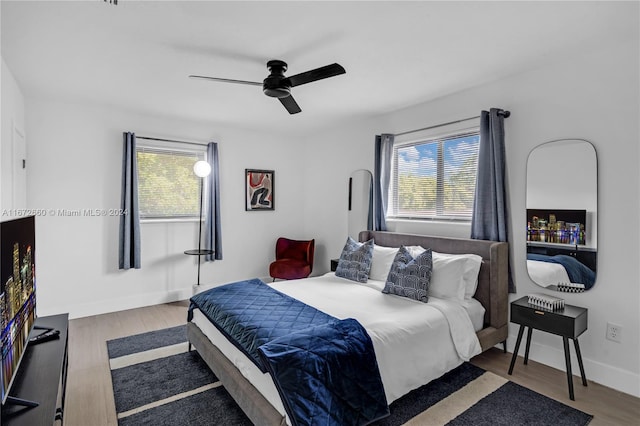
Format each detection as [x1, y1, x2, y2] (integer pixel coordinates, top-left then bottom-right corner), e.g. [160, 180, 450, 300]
[405, 246, 482, 300]
[405, 245, 427, 258]
[429, 255, 467, 301]
[368, 244, 399, 282]
[436, 252, 482, 299]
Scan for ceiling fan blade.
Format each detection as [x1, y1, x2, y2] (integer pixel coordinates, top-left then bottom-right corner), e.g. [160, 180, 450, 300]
[288, 63, 346, 87]
[279, 95, 302, 114]
[188, 75, 262, 86]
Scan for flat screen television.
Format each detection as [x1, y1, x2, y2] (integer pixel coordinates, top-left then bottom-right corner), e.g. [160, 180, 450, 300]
[526, 208, 587, 245]
[0, 216, 36, 406]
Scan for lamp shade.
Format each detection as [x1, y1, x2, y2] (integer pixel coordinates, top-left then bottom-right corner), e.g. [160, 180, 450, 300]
[193, 160, 211, 178]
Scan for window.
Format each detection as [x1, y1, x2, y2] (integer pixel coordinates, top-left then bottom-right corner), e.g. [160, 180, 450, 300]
[389, 129, 480, 221]
[136, 141, 206, 220]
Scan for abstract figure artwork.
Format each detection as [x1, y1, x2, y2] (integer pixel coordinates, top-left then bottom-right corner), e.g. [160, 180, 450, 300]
[245, 169, 274, 211]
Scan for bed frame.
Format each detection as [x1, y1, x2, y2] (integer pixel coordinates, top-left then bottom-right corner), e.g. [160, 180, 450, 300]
[187, 231, 508, 426]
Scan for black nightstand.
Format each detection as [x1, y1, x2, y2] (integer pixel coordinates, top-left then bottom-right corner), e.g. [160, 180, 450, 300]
[330, 258, 339, 272]
[508, 296, 588, 400]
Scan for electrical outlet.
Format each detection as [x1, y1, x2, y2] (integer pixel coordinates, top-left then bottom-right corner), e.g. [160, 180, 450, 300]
[606, 322, 622, 343]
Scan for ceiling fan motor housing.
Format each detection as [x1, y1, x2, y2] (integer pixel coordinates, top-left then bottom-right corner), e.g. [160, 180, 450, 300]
[263, 60, 291, 98]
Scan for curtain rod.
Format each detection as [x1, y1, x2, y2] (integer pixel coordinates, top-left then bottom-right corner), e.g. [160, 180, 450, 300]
[394, 109, 511, 137]
[135, 135, 208, 147]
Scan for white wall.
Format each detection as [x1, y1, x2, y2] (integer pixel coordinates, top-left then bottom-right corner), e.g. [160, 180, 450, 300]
[303, 40, 639, 396]
[300, 121, 378, 275]
[25, 99, 310, 318]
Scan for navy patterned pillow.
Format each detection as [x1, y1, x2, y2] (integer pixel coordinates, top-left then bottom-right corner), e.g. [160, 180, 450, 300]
[335, 237, 374, 283]
[382, 246, 433, 303]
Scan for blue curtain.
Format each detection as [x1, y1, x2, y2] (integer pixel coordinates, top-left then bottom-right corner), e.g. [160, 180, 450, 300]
[119, 132, 141, 269]
[373, 134, 394, 231]
[204, 142, 222, 261]
[471, 108, 514, 292]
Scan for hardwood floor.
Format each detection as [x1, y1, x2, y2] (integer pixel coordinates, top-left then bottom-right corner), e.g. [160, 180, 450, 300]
[471, 348, 640, 426]
[65, 301, 189, 426]
[65, 302, 639, 426]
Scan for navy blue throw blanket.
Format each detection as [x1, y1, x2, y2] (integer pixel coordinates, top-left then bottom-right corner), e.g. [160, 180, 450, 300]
[527, 253, 596, 289]
[188, 278, 335, 372]
[188, 279, 389, 426]
[259, 318, 389, 426]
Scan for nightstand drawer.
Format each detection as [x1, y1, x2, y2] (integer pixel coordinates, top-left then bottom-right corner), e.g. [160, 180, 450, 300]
[330, 259, 339, 272]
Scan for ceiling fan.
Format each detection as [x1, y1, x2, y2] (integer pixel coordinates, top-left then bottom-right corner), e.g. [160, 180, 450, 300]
[189, 60, 346, 114]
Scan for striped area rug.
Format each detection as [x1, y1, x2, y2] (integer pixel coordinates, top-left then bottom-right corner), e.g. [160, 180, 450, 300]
[107, 325, 251, 425]
[107, 325, 593, 426]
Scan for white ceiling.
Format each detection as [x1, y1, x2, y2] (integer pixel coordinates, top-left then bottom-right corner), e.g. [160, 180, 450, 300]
[1, 1, 636, 135]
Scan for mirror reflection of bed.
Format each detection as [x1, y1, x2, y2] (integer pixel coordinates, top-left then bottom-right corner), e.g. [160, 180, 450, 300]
[526, 139, 597, 291]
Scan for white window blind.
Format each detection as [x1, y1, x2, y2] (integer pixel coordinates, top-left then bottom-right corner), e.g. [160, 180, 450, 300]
[136, 142, 205, 220]
[390, 130, 480, 220]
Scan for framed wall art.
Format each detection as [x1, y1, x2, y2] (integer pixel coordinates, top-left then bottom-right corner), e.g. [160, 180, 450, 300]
[245, 169, 274, 211]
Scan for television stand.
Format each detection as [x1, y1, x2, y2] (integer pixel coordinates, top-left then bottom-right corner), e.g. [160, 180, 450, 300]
[3, 396, 38, 408]
[2, 314, 68, 425]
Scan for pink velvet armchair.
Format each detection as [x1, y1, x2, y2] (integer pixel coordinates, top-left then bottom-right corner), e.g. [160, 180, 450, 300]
[269, 237, 315, 281]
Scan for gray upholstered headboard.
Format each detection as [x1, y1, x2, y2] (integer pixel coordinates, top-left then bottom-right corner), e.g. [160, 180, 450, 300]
[359, 230, 508, 351]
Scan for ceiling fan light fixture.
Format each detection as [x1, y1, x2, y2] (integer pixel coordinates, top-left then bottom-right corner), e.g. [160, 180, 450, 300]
[263, 82, 291, 98]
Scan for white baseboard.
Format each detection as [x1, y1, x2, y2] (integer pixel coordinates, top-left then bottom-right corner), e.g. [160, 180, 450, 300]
[505, 339, 640, 398]
[37, 288, 193, 320]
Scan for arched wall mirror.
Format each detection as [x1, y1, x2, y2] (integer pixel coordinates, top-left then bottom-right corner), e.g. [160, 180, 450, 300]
[526, 139, 597, 291]
[348, 169, 373, 240]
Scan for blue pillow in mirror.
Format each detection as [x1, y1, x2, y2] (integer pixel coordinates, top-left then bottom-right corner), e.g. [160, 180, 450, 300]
[382, 246, 433, 303]
[335, 237, 374, 283]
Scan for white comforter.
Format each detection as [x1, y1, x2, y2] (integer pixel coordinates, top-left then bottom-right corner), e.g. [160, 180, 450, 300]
[192, 272, 481, 416]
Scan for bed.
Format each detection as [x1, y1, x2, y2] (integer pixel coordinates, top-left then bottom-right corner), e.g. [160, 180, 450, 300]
[187, 231, 508, 426]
